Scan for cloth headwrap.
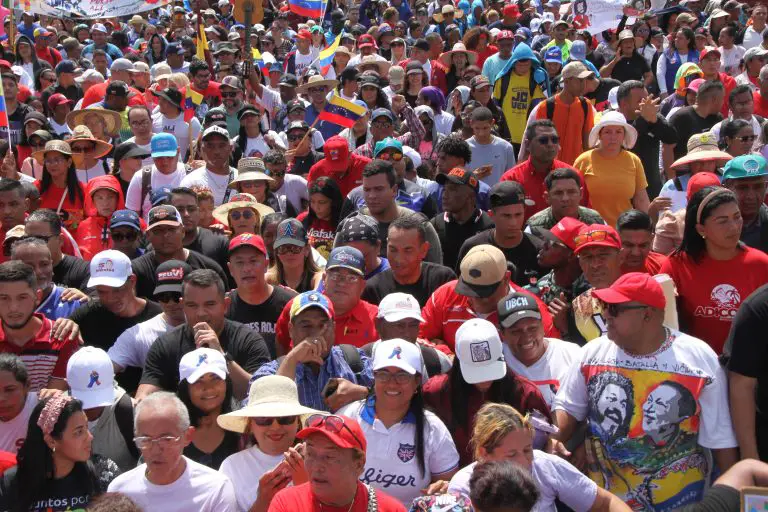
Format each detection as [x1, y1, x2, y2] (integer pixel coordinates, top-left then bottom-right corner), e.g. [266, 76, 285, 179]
[696, 187, 733, 225]
[37, 394, 74, 436]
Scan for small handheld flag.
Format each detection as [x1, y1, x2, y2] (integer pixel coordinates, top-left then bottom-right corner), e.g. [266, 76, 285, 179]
[196, 24, 209, 62]
[318, 92, 367, 128]
[0, 78, 9, 129]
[252, 48, 269, 75]
[318, 34, 341, 77]
[288, 0, 327, 18]
[184, 87, 204, 122]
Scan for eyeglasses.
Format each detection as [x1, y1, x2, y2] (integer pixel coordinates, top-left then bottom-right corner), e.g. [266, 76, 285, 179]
[30, 140, 45, 148]
[287, 133, 305, 142]
[308, 87, 326, 93]
[306, 414, 365, 449]
[377, 151, 403, 161]
[155, 292, 181, 303]
[71, 144, 95, 152]
[111, 231, 138, 242]
[252, 415, 298, 426]
[277, 244, 303, 255]
[373, 370, 413, 384]
[221, 91, 238, 98]
[371, 121, 392, 130]
[603, 303, 648, 318]
[536, 135, 560, 145]
[736, 135, 758, 143]
[130, 119, 151, 127]
[230, 209, 255, 220]
[326, 271, 362, 284]
[134, 435, 182, 450]
[573, 230, 615, 247]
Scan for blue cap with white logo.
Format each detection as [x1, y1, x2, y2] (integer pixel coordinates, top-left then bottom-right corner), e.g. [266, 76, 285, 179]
[110, 209, 141, 231]
[151, 133, 178, 158]
[326, 246, 365, 276]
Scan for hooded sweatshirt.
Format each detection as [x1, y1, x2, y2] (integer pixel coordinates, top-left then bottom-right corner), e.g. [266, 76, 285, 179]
[75, 175, 126, 261]
[493, 43, 548, 144]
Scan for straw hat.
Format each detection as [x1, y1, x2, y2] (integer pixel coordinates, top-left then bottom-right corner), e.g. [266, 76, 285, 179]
[670, 132, 733, 170]
[439, 43, 478, 67]
[66, 107, 122, 137]
[212, 192, 275, 227]
[32, 139, 73, 165]
[217, 375, 321, 433]
[588, 111, 638, 149]
[67, 125, 113, 159]
[229, 170, 275, 188]
[296, 74, 339, 94]
[356, 55, 390, 75]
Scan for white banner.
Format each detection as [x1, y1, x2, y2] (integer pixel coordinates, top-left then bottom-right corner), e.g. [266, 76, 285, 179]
[572, 0, 645, 34]
[24, 0, 171, 19]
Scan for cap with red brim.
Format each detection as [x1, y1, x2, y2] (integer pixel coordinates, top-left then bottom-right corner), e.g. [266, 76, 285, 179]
[296, 415, 367, 451]
[592, 272, 666, 309]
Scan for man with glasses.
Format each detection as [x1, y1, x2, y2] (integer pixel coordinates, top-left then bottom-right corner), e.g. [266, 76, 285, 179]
[255, 290, 375, 411]
[721, 155, 768, 253]
[553, 273, 738, 509]
[25, 209, 90, 290]
[169, 187, 229, 270]
[181, 126, 238, 206]
[108, 392, 238, 509]
[124, 106, 153, 166]
[208, 75, 247, 137]
[110, 260, 190, 379]
[712, 85, 764, 154]
[109, 210, 145, 260]
[126, 133, 187, 219]
[40, 60, 81, 118]
[264, 149, 309, 214]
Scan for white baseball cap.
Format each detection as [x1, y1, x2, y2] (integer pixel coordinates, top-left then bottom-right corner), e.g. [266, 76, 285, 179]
[87, 250, 132, 288]
[372, 338, 422, 375]
[179, 348, 228, 384]
[455, 318, 507, 384]
[67, 347, 116, 409]
[377, 293, 425, 323]
[75, 69, 105, 84]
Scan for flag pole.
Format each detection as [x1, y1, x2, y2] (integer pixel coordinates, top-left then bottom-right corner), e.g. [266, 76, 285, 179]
[7, 3, 14, 54]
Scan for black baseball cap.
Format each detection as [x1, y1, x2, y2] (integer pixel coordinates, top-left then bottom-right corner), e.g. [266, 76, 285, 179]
[337, 214, 379, 244]
[106, 80, 129, 97]
[114, 141, 150, 162]
[204, 109, 227, 126]
[154, 260, 192, 295]
[280, 73, 298, 87]
[497, 292, 541, 328]
[286, 99, 306, 114]
[490, 181, 529, 208]
[435, 167, 479, 193]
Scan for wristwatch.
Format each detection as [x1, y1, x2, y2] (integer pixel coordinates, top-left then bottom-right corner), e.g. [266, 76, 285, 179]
[223, 351, 234, 365]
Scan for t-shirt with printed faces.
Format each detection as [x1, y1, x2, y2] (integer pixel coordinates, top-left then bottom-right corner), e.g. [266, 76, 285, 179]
[0, 393, 37, 454]
[659, 246, 768, 354]
[108, 313, 172, 371]
[337, 397, 460, 506]
[572, 288, 607, 344]
[180, 167, 237, 206]
[219, 445, 285, 512]
[503, 337, 582, 408]
[552, 329, 737, 511]
[225, 286, 297, 359]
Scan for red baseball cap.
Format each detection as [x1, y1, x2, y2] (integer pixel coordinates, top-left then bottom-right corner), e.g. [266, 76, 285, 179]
[228, 233, 267, 256]
[503, 4, 520, 17]
[296, 29, 313, 41]
[700, 46, 721, 61]
[322, 135, 350, 172]
[592, 272, 666, 309]
[497, 30, 515, 41]
[297, 415, 367, 451]
[687, 172, 722, 201]
[358, 34, 378, 49]
[550, 217, 587, 251]
[48, 93, 73, 110]
[573, 224, 621, 254]
[0, 60, 11, 70]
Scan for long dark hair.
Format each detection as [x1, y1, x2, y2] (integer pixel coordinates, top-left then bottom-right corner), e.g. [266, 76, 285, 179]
[367, 387, 427, 477]
[674, 186, 740, 263]
[177, 375, 236, 428]
[719, 118, 752, 150]
[448, 357, 524, 430]
[304, 176, 343, 230]
[669, 27, 696, 55]
[40, 156, 84, 204]
[12, 398, 100, 512]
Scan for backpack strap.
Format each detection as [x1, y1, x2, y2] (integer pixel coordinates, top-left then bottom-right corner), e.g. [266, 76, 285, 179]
[140, 166, 152, 216]
[339, 343, 363, 375]
[114, 393, 140, 460]
[419, 345, 442, 378]
[545, 96, 556, 120]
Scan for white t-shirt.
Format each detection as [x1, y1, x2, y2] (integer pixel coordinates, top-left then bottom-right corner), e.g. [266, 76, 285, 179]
[275, 173, 309, 214]
[181, 167, 236, 206]
[151, 112, 202, 159]
[108, 313, 172, 370]
[448, 451, 598, 512]
[719, 45, 746, 76]
[337, 399, 460, 506]
[503, 338, 582, 408]
[0, 393, 37, 454]
[552, 329, 737, 508]
[48, 118, 72, 138]
[253, 87, 282, 121]
[76, 161, 107, 184]
[279, 129, 325, 152]
[293, 48, 319, 77]
[219, 445, 285, 512]
[107, 456, 237, 512]
[125, 163, 188, 219]
[243, 131, 286, 158]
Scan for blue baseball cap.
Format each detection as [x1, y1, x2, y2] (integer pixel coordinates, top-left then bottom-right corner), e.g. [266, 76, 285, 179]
[110, 209, 141, 231]
[544, 46, 563, 64]
[151, 187, 172, 206]
[151, 133, 178, 158]
[374, 137, 403, 157]
[570, 40, 587, 62]
[722, 155, 768, 181]
[326, 246, 365, 276]
[371, 108, 395, 122]
[289, 291, 335, 320]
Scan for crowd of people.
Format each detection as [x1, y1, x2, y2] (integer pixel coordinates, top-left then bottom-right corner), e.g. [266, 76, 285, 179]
[3, 0, 768, 510]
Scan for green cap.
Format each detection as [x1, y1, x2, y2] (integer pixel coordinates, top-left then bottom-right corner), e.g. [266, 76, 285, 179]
[722, 155, 768, 181]
[373, 137, 403, 158]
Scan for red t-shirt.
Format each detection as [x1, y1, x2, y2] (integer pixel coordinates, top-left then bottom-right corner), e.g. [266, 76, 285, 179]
[81, 81, 148, 109]
[621, 251, 669, 276]
[754, 90, 768, 118]
[500, 158, 590, 218]
[35, 46, 61, 67]
[0, 314, 78, 392]
[276, 297, 379, 352]
[35, 180, 87, 231]
[191, 81, 223, 104]
[659, 247, 768, 354]
[475, 44, 498, 70]
[307, 154, 372, 197]
[270, 481, 406, 512]
[715, 72, 737, 118]
[298, 211, 336, 260]
[419, 280, 559, 352]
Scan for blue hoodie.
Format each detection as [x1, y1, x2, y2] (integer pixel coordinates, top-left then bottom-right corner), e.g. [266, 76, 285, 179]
[494, 42, 550, 95]
[467, 0, 484, 27]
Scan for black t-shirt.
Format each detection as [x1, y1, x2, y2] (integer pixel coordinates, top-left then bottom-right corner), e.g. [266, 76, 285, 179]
[587, 78, 621, 111]
[132, 249, 229, 299]
[610, 52, 651, 83]
[431, 210, 495, 270]
[362, 262, 456, 307]
[457, 229, 543, 286]
[679, 485, 740, 512]
[184, 430, 240, 470]
[140, 319, 270, 393]
[70, 299, 163, 393]
[226, 286, 297, 358]
[291, 150, 323, 178]
[669, 106, 723, 160]
[54, 255, 91, 290]
[186, 228, 230, 270]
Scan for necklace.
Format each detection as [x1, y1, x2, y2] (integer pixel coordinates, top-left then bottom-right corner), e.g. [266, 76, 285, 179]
[319, 494, 355, 512]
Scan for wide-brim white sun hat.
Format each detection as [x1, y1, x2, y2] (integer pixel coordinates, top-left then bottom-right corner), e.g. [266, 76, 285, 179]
[588, 110, 638, 150]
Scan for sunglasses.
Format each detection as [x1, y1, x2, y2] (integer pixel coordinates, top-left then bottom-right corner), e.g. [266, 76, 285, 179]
[736, 135, 757, 143]
[574, 230, 615, 247]
[308, 87, 326, 93]
[536, 135, 560, 145]
[71, 144, 95, 152]
[287, 133, 305, 142]
[377, 152, 403, 161]
[221, 91, 238, 98]
[111, 231, 138, 242]
[603, 303, 648, 317]
[306, 414, 365, 449]
[155, 292, 181, 303]
[230, 209, 255, 220]
[252, 415, 299, 426]
[277, 244, 303, 255]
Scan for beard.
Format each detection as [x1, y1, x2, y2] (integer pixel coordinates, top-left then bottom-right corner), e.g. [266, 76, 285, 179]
[2, 310, 35, 330]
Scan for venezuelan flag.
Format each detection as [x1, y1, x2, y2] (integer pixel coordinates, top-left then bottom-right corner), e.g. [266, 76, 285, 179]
[0, 78, 8, 129]
[184, 87, 204, 122]
[288, 0, 327, 18]
[252, 48, 269, 75]
[318, 92, 367, 128]
[318, 34, 341, 77]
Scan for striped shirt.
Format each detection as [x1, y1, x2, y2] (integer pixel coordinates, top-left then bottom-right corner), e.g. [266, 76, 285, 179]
[0, 314, 78, 391]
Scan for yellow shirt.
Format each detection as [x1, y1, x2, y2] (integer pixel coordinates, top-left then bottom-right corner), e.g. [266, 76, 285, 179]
[494, 71, 545, 144]
[575, 149, 647, 228]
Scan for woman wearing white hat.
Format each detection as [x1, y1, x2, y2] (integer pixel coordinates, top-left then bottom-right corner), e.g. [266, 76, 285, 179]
[218, 375, 320, 512]
[574, 110, 650, 227]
